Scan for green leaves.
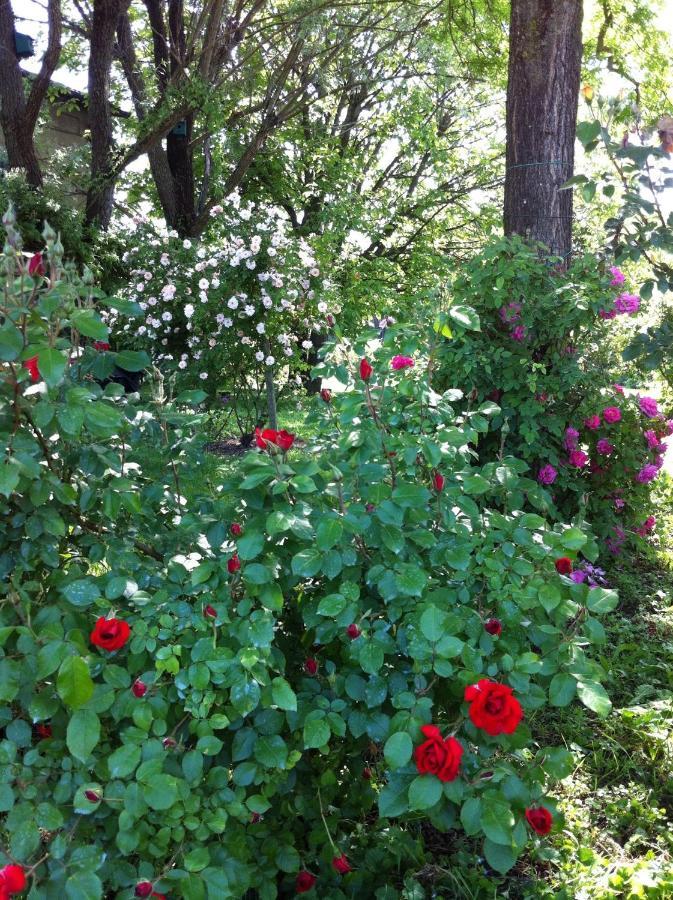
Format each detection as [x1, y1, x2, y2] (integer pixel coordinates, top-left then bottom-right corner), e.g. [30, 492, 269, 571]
[303, 716, 330, 748]
[57, 656, 94, 708]
[384, 732, 413, 768]
[576, 680, 612, 717]
[37, 347, 67, 387]
[66, 709, 100, 762]
[408, 775, 442, 810]
[420, 605, 448, 642]
[61, 578, 101, 608]
[549, 673, 576, 707]
[316, 518, 343, 550]
[271, 677, 297, 711]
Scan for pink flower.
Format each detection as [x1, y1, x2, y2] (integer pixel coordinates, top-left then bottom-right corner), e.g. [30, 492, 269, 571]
[537, 464, 557, 485]
[584, 415, 601, 431]
[636, 464, 659, 484]
[654, 454, 665, 470]
[614, 292, 640, 315]
[609, 266, 626, 286]
[596, 438, 614, 455]
[568, 449, 588, 468]
[644, 429, 661, 450]
[636, 515, 656, 537]
[599, 308, 617, 320]
[563, 427, 580, 450]
[499, 302, 521, 324]
[614, 497, 625, 510]
[570, 571, 587, 583]
[603, 406, 621, 424]
[607, 525, 627, 554]
[666, 419, 673, 436]
[639, 396, 659, 418]
[613, 384, 624, 394]
[511, 325, 527, 342]
[391, 355, 414, 371]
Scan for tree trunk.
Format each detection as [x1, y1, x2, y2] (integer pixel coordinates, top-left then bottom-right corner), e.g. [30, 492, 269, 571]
[85, 0, 128, 229]
[503, 0, 583, 262]
[166, 0, 196, 235]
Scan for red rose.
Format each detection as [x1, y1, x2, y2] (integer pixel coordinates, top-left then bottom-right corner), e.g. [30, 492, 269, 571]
[555, 557, 573, 575]
[304, 658, 318, 676]
[275, 429, 295, 452]
[28, 252, 44, 276]
[359, 358, 373, 382]
[90, 616, 130, 651]
[484, 618, 502, 636]
[93, 341, 111, 351]
[132, 679, 147, 698]
[346, 623, 361, 639]
[414, 724, 462, 782]
[296, 871, 317, 893]
[432, 471, 445, 492]
[162, 737, 176, 749]
[204, 604, 217, 618]
[84, 789, 100, 802]
[35, 723, 52, 738]
[254, 427, 295, 452]
[0, 865, 26, 893]
[320, 388, 332, 403]
[326, 313, 335, 327]
[250, 812, 262, 824]
[230, 523, 243, 536]
[135, 883, 154, 899]
[362, 767, 372, 780]
[22, 356, 40, 383]
[227, 554, 241, 574]
[464, 680, 523, 736]
[332, 854, 351, 875]
[525, 805, 553, 836]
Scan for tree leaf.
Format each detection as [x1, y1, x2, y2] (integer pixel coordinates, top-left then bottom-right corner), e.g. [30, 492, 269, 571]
[56, 656, 94, 709]
[66, 709, 100, 763]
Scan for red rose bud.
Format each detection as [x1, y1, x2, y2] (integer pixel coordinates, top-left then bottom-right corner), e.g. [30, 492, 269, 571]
[346, 623, 361, 639]
[525, 805, 553, 836]
[93, 341, 111, 351]
[162, 737, 176, 750]
[90, 616, 131, 651]
[362, 767, 372, 780]
[35, 723, 52, 738]
[332, 854, 351, 875]
[22, 355, 40, 383]
[554, 557, 573, 575]
[250, 812, 262, 824]
[230, 523, 243, 536]
[296, 871, 317, 893]
[304, 657, 318, 676]
[320, 388, 332, 403]
[484, 618, 502, 636]
[0, 864, 27, 893]
[326, 313, 335, 327]
[135, 883, 154, 899]
[359, 358, 373, 382]
[227, 554, 241, 573]
[84, 790, 100, 802]
[28, 252, 45, 276]
[204, 604, 217, 619]
[432, 471, 445, 492]
[132, 679, 148, 698]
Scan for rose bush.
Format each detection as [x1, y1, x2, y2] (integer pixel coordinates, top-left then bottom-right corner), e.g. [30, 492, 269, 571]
[0, 213, 617, 896]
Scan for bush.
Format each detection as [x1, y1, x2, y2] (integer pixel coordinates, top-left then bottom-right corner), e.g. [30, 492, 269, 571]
[0, 211, 620, 897]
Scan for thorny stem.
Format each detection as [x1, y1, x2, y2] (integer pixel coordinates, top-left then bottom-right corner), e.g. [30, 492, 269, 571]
[317, 789, 338, 852]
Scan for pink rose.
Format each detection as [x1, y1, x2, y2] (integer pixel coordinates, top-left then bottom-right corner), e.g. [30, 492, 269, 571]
[537, 464, 557, 485]
[614, 292, 640, 315]
[596, 438, 614, 455]
[391, 355, 414, 370]
[584, 415, 601, 430]
[568, 449, 588, 468]
[563, 427, 579, 450]
[639, 396, 659, 418]
[603, 407, 621, 424]
[609, 266, 625, 286]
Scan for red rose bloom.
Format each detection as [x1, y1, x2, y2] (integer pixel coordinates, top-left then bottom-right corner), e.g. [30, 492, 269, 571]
[254, 427, 296, 452]
[346, 623, 361, 639]
[296, 871, 317, 893]
[28, 252, 44, 276]
[227, 554, 241, 573]
[304, 658, 318, 676]
[84, 790, 100, 802]
[554, 557, 573, 575]
[204, 604, 217, 618]
[230, 523, 243, 536]
[359, 358, 373, 382]
[414, 724, 462, 782]
[484, 618, 502, 636]
[135, 883, 154, 899]
[332, 854, 351, 875]
[35, 723, 52, 738]
[432, 471, 445, 492]
[464, 680, 523, 736]
[90, 616, 131, 651]
[93, 341, 111, 351]
[0, 865, 26, 894]
[525, 805, 553, 836]
[132, 679, 147, 698]
[275, 429, 295, 451]
[320, 388, 332, 403]
[22, 356, 40, 382]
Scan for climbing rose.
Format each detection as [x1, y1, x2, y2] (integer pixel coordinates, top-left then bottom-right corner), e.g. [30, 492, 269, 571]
[332, 854, 351, 875]
[639, 396, 659, 418]
[599, 308, 617, 320]
[644, 430, 661, 450]
[555, 557, 572, 575]
[22, 356, 40, 382]
[230, 522, 243, 536]
[596, 438, 614, 456]
[511, 324, 527, 341]
[359, 358, 373, 381]
[204, 604, 217, 618]
[0, 865, 26, 894]
[568, 449, 588, 468]
[296, 871, 317, 893]
[563, 427, 579, 451]
[414, 724, 463, 782]
[35, 723, 52, 738]
[614, 384, 624, 394]
[537, 464, 557, 485]
[484, 618, 502, 636]
[609, 266, 625, 286]
[304, 658, 318, 676]
[525, 806, 553, 836]
[391, 355, 414, 370]
[255, 427, 295, 451]
[346, 623, 361, 639]
[90, 617, 130, 651]
[93, 341, 111, 351]
[84, 790, 100, 802]
[584, 415, 601, 430]
[132, 679, 147, 697]
[636, 464, 659, 484]
[603, 406, 621, 424]
[614, 292, 640, 314]
[464, 680, 522, 736]
[135, 884, 154, 899]
[432, 471, 445, 492]
[227, 554, 241, 573]
[320, 388, 332, 403]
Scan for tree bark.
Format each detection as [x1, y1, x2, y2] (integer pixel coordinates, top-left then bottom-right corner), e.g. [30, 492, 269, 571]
[85, 0, 129, 229]
[166, 0, 196, 235]
[503, 0, 583, 262]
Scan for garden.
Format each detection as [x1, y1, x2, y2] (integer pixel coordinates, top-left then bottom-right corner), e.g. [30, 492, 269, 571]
[1, 0, 673, 897]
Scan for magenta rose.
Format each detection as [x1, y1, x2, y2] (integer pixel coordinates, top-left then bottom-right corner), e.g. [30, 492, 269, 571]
[603, 406, 621, 424]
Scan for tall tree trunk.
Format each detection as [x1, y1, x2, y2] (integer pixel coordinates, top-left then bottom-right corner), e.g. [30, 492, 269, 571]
[85, 0, 128, 229]
[503, 0, 583, 262]
[166, 0, 196, 235]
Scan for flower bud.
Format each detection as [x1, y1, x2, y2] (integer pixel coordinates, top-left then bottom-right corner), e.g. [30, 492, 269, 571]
[162, 737, 176, 750]
[346, 623, 361, 639]
[320, 388, 332, 403]
[135, 883, 154, 898]
[84, 790, 100, 802]
[304, 658, 318, 676]
[230, 523, 243, 536]
[132, 679, 148, 698]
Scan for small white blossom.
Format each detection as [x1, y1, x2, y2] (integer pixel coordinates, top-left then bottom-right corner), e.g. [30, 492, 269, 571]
[198, 278, 209, 290]
[161, 311, 172, 322]
[265, 355, 275, 366]
[256, 323, 265, 334]
[183, 239, 192, 249]
[197, 247, 207, 259]
[255, 351, 265, 362]
[162, 284, 176, 301]
[178, 360, 187, 369]
[223, 318, 233, 328]
[227, 297, 239, 310]
[199, 372, 208, 380]
[317, 301, 327, 313]
[184, 303, 194, 318]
